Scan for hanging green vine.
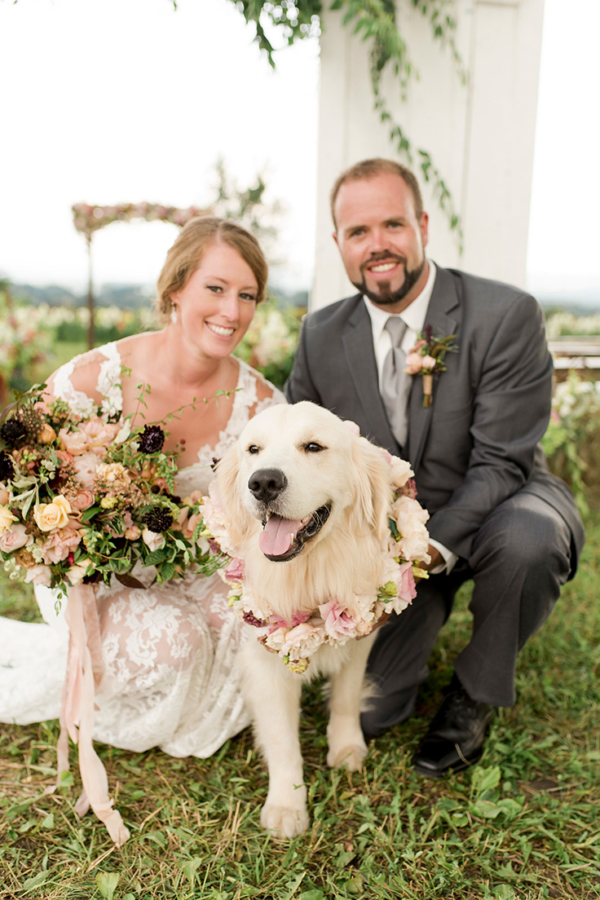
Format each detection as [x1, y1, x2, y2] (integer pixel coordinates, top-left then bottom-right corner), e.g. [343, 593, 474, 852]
[226, 0, 466, 247]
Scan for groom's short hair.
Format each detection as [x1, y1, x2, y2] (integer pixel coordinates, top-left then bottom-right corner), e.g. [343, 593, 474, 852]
[330, 158, 424, 227]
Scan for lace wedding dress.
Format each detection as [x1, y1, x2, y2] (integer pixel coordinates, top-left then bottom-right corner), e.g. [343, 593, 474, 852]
[0, 342, 285, 758]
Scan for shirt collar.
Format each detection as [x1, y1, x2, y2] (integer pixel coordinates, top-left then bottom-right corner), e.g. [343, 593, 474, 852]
[363, 260, 437, 340]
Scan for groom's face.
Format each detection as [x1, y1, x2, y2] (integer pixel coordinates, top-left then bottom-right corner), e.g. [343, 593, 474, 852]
[333, 172, 429, 313]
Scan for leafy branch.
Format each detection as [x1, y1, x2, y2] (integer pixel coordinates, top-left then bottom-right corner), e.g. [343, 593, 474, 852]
[225, 0, 467, 244]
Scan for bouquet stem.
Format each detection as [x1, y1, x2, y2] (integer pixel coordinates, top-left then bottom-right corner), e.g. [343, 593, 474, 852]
[422, 374, 433, 407]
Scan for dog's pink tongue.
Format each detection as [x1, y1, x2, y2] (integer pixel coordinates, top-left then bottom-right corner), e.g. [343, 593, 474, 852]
[259, 514, 304, 556]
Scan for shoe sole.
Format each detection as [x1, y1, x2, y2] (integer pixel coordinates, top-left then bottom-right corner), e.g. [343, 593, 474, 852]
[412, 749, 483, 779]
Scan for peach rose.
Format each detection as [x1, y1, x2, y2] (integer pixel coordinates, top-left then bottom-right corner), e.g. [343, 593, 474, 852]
[142, 528, 165, 552]
[24, 565, 52, 587]
[0, 488, 10, 506]
[71, 490, 95, 512]
[404, 353, 424, 375]
[81, 418, 120, 452]
[59, 427, 90, 456]
[72, 452, 100, 489]
[42, 527, 81, 564]
[66, 560, 91, 585]
[96, 462, 130, 488]
[124, 525, 142, 540]
[33, 496, 72, 532]
[0, 523, 30, 553]
[0, 505, 19, 537]
[38, 423, 57, 444]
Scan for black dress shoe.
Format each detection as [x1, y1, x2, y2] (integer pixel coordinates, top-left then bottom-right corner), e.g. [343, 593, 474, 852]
[412, 677, 493, 778]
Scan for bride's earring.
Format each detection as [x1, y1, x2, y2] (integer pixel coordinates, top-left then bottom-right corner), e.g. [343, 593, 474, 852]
[171, 304, 178, 325]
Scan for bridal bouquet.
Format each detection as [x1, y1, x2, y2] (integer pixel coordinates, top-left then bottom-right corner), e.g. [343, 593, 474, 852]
[0, 384, 220, 595]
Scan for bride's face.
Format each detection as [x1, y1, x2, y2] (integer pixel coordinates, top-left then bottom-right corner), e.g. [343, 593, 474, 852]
[171, 242, 259, 359]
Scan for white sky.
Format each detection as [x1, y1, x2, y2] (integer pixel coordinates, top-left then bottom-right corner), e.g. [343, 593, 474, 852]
[0, 0, 598, 295]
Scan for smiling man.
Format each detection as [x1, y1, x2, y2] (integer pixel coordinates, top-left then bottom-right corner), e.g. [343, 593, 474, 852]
[285, 158, 585, 777]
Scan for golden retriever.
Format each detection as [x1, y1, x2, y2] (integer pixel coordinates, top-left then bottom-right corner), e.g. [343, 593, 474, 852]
[215, 401, 394, 838]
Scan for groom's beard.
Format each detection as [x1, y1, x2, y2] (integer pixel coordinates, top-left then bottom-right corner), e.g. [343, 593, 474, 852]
[353, 254, 426, 307]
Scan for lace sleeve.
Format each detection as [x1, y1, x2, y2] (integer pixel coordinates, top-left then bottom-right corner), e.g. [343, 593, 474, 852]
[51, 342, 123, 417]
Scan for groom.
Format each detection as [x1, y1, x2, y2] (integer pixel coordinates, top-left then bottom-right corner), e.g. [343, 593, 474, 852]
[285, 158, 585, 777]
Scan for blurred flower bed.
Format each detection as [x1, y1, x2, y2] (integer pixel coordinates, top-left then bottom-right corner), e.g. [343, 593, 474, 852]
[545, 311, 600, 339]
[2, 291, 598, 512]
[542, 372, 600, 515]
[234, 296, 304, 389]
[0, 288, 53, 403]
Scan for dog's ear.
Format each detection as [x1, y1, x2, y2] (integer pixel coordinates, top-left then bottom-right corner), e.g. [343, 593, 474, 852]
[214, 444, 255, 549]
[349, 437, 393, 542]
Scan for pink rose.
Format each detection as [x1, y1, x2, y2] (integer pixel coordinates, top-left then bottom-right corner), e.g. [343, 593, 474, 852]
[319, 599, 358, 640]
[71, 490, 95, 511]
[404, 353, 424, 374]
[55, 450, 74, 467]
[24, 565, 52, 587]
[389, 456, 414, 489]
[72, 452, 100, 489]
[142, 528, 165, 552]
[0, 523, 31, 553]
[224, 557, 245, 582]
[395, 561, 417, 603]
[81, 417, 120, 450]
[421, 355, 437, 370]
[42, 527, 81, 564]
[59, 427, 90, 456]
[183, 513, 201, 540]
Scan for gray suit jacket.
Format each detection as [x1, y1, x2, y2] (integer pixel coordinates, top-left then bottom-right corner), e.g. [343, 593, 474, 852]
[285, 266, 584, 572]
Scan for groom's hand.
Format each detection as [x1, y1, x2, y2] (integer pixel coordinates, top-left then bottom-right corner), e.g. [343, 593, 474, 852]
[424, 545, 443, 572]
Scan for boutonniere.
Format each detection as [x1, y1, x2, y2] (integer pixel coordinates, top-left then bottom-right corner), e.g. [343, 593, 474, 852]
[404, 325, 458, 407]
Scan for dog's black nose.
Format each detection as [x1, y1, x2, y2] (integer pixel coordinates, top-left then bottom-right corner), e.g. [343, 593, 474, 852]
[248, 468, 288, 503]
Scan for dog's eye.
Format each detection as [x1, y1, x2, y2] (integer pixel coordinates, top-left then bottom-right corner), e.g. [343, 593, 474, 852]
[247, 445, 260, 455]
[304, 442, 326, 453]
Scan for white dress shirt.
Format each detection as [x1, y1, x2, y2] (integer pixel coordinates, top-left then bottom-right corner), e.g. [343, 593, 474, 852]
[362, 261, 458, 575]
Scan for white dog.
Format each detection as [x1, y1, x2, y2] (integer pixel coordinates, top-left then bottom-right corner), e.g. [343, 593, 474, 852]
[214, 401, 396, 838]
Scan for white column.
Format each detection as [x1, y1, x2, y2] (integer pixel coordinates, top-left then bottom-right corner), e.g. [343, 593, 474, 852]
[312, 0, 545, 310]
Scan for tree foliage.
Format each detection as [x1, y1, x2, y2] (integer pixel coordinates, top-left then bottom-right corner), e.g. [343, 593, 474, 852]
[227, 0, 466, 243]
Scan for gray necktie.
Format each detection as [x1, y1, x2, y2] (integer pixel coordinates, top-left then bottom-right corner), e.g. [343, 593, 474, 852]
[381, 316, 411, 449]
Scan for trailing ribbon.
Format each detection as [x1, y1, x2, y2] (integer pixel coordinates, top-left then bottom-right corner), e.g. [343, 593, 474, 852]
[46, 583, 130, 848]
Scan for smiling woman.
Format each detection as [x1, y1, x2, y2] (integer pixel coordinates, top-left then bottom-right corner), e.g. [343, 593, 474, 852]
[0, 215, 287, 846]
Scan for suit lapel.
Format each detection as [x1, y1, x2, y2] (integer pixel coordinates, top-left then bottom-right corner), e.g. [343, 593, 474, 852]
[342, 298, 400, 452]
[408, 267, 460, 474]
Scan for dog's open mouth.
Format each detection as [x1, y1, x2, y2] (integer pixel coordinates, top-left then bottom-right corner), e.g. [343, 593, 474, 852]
[258, 503, 332, 562]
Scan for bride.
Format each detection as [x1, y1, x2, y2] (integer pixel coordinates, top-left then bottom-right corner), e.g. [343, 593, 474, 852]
[0, 216, 285, 760]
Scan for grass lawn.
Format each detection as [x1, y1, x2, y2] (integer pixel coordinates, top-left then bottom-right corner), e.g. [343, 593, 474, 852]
[1, 514, 599, 900]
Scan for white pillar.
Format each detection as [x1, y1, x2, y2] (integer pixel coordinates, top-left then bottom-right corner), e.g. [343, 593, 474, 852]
[313, 0, 545, 310]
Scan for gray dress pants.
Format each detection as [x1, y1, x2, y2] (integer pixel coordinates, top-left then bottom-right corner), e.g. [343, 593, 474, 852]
[361, 488, 577, 737]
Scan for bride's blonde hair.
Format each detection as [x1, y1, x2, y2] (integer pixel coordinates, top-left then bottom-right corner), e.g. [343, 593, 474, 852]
[156, 217, 268, 323]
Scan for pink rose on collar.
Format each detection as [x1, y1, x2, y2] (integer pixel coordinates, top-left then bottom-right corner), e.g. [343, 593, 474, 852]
[319, 599, 358, 640]
[224, 557, 245, 582]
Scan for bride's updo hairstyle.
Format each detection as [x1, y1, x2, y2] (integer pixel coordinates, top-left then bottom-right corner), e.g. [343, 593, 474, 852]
[156, 216, 268, 324]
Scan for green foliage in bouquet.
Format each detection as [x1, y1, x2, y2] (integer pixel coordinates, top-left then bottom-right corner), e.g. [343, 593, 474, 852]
[0, 383, 223, 596]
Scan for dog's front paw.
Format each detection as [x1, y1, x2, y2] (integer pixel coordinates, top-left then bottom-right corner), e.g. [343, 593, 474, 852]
[260, 802, 309, 838]
[327, 742, 368, 772]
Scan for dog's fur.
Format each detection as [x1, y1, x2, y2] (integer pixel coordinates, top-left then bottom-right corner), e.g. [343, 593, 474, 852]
[216, 401, 394, 837]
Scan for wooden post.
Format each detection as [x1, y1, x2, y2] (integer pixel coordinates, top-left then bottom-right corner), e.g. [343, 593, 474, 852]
[86, 234, 95, 350]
